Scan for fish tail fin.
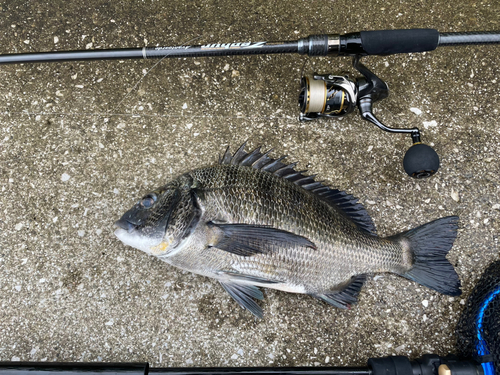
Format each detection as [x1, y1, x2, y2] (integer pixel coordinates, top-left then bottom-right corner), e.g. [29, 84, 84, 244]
[390, 216, 461, 296]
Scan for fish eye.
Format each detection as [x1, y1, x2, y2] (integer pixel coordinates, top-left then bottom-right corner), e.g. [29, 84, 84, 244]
[140, 193, 157, 208]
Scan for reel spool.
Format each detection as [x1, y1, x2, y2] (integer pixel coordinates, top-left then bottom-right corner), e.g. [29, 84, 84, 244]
[298, 75, 357, 118]
[299, 57, 440, 179]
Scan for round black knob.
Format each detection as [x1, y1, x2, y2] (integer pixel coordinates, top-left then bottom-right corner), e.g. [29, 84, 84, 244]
[403, 143, 440, 178]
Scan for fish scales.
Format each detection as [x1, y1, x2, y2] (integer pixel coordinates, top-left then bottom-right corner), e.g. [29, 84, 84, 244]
[191, 165, 401, 283]
[115, 144, 461, 318]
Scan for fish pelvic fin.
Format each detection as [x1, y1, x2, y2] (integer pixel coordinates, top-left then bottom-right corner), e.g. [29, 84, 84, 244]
[389, 216, 462, 296]
[311, 274, 366, 309]
[219, 281, 264, 319]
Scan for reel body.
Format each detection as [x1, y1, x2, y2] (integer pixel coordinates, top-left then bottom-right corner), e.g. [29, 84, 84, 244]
[299, 58, 440, 178]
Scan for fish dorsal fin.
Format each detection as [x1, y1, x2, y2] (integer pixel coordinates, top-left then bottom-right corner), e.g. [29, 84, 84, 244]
[219, 143, 376, 234]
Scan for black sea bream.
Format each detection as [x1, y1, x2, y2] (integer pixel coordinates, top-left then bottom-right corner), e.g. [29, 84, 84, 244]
[114, 144, 461, 318]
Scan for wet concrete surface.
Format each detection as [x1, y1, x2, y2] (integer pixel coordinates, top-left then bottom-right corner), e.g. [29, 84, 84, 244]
[0, 0, 499, 368]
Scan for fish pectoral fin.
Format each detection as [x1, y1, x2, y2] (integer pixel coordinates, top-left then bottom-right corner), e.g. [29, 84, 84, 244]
[311, 274, 366, 309]
[219, 281, 264, 319]
[208, 222, 316, 256]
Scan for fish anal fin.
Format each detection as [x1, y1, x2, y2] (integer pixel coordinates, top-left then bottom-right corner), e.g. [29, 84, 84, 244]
[312, 274, 366, 309]
[219, 281, 264, 318]
[208, 222, 316, 256]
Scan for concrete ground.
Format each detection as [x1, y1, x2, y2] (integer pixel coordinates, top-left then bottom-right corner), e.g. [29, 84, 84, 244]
[0, 0, 499, 368]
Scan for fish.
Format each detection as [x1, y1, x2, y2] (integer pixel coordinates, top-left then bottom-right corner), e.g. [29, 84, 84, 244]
[114, 143, 461, 318]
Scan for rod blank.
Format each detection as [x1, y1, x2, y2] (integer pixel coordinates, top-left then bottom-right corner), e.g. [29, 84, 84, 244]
[0, 30, 499, 65]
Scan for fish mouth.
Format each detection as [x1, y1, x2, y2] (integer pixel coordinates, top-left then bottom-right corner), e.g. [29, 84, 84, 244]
[113, 218, 157, 254]
[113, 215, 169, 255]
[114, 217, 138, 233]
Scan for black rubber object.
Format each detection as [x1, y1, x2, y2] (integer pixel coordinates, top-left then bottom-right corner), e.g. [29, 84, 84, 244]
[360, 29, 439, 55]
[368, 356, 413, 375]
[403, 143, 440, 178]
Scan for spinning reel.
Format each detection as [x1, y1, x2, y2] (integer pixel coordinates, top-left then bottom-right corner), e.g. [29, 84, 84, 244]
[298, 57, 438, 178]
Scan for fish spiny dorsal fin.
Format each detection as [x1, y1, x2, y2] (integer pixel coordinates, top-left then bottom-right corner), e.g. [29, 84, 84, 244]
[274, 162, 298, 177]
[219, 146, 232, 165]
[261, 156, 288, 172]
[252, 148, 274, 169]
[240, 146, 263, 166]
[230, 142, 248, 165]
[219, 144, 376, 234]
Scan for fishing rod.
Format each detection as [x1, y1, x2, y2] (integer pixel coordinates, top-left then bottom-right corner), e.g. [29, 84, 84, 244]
[0, 358, 485, 375]
[1, 259, 499, 375]
[1, 29, 500, 178]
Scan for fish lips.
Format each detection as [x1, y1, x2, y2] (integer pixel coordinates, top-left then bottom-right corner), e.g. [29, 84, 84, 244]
[114, 206, 171, 254]
[114, 216, 137, 233]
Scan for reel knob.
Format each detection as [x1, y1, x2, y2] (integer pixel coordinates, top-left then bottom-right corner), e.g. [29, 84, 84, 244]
[403, 143, 440, 178]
